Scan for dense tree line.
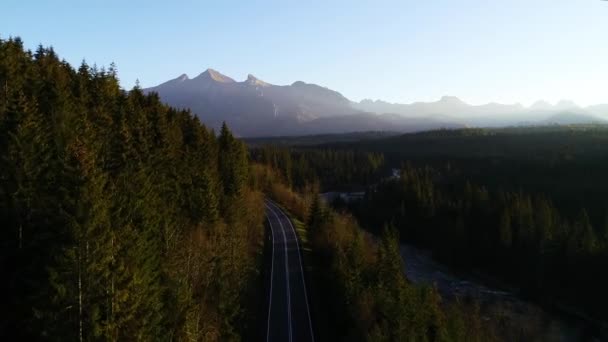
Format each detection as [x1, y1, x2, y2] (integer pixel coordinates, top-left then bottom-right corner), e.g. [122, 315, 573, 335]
[323, 125, 608, 227]
[254, 127, 608, 337]
[251, 145, 385, 191]
[354, 164, 608, 322]
[253, 164, 499, 341]
[0, 37, 263, 341]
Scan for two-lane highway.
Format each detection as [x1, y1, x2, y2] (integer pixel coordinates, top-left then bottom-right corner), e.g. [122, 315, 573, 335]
[265, 199, 314, 342]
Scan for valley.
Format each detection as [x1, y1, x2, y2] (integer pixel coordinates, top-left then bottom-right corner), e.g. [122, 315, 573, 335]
[3, 1, 608, 340]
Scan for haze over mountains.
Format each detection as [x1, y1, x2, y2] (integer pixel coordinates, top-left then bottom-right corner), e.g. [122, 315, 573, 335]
[144, 69, 608, 137]
[355, 97, 608, 127]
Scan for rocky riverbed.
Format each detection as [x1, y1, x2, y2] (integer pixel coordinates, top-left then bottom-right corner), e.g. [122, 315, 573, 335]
[401, 244, 605, 341]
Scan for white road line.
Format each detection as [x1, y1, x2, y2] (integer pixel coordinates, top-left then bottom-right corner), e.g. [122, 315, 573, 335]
[266, 203, 292, 342]
[265, 215, 275, 342]
[267, 200, 315, 342]
[268, 201, 314, 341]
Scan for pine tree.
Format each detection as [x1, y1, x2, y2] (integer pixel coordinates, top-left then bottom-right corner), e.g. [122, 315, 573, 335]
[218, 122, 248, 196]
[218, 122, 249, 220]
[377, 224, 405, 288]
[0, 37, 263, 340]
[5, 89, 71, 338]
[499, 209, 513, 249]
[575, 209, 596, 254]
[307, 194, 327, 235]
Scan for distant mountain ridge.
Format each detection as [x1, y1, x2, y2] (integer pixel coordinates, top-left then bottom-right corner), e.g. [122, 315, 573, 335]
[143, 69, 461, 136]
[146, 69, 356, 122]
[354, 97, 608, 127]
[144, 69, 608, 137]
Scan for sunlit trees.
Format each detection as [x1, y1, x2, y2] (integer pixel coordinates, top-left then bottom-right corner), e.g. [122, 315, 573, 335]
[0, 38, 263, 340]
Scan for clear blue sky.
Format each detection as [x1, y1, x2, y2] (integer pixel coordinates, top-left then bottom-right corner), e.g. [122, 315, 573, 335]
[2, 0, 607, 106]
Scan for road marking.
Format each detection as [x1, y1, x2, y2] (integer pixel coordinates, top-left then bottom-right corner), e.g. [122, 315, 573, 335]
[267, 200, 315, 342]
[265, 215, 275, 342]
[266, 203, 292, 342]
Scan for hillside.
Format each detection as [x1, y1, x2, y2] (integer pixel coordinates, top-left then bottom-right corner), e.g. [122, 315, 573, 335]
[143, 70, 463, 136]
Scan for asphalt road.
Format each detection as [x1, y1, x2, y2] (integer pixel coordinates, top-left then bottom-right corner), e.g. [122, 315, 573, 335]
[265, 200, 314, 342]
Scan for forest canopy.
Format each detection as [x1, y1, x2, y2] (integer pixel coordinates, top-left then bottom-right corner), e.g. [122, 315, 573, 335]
[0, 37, 262, 341]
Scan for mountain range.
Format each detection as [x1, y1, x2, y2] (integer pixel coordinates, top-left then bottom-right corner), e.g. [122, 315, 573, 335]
[354, 97, 608, 127]
[143, 69, 608, 137]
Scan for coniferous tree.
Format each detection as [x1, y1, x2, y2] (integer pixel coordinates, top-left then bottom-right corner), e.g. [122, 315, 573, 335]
[0, 38, 265, 340]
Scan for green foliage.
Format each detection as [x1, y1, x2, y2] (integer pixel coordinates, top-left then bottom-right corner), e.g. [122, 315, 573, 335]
[264, 165, 497, 341]
[327, 125, 608, 228]
[0, 37, 263, 341]
[356, 164, 608, 321]
[252, 145, 385, 191]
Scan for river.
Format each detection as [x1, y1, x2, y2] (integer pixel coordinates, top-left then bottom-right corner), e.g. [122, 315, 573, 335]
[400, 243, 605, 341]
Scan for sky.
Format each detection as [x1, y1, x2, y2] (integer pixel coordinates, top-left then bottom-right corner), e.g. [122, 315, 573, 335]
[2, 0, 608, 106]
